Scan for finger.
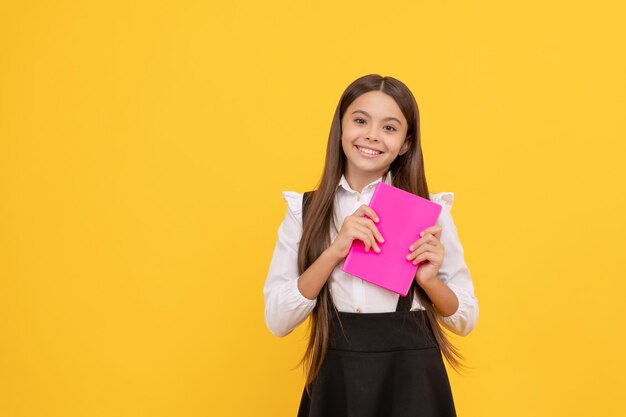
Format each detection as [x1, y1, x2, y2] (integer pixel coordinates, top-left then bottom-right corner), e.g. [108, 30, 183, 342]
[420, 225, 442, 238]
[412, 251, 431, 265]
[412, 249, 440, 265]
[414, 243, 444, 262]
[409, 236, 434, 252]
[356, 224, 380, 252]
[413, 230, 441, 248]
[350, 226, 372, 252]
[355, 204, 380, 224]
[428, 227, 442, 241]
[423, 234, 441, 246]
[348, 228, 371, 252]
[356, 217, 385, 243]
[407, 243, 435, 260]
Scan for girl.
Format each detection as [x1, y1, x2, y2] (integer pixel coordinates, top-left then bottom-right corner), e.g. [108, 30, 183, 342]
[264, 74, 479, 417]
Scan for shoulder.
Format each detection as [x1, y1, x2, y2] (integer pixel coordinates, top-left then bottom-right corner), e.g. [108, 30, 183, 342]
[429, 191, 455, 210]
[429, 192, 457, 230]
[281, 191, 304, 221]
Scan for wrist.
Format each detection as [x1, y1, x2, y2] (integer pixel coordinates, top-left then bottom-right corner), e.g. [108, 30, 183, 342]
[417, 275, 440, 290]
[323, 247, 343, 266]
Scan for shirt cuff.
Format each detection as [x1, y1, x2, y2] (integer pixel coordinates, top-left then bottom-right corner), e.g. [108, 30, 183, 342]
[435, 285, 478, 336]
[292, 276, 318, 305]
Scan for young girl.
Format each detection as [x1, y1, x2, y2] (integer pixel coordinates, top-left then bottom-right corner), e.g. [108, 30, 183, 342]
[263, 74, 479, 417]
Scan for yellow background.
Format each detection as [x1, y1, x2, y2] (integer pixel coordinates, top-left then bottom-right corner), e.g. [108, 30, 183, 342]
[1, 1, 625, 416]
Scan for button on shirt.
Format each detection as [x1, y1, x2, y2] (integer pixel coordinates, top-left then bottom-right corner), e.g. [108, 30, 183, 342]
[263, 171, 479, 338]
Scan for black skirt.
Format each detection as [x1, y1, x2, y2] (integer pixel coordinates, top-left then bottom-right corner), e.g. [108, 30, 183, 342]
[297, 288, 457, 417]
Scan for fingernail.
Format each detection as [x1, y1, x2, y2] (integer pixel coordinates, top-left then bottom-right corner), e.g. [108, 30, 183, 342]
[406, 254, 411, 260]
[420, 231, 424, 237]
[409, 245, 414, 251]
[375, 217, 380, 222]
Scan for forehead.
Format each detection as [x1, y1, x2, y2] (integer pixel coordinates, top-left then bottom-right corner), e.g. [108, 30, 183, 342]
[346, 91, 406, 122]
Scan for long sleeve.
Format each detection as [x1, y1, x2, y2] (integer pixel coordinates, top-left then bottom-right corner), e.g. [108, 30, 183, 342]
[263, 191, 317, 337]
[432, 193, 479, 336]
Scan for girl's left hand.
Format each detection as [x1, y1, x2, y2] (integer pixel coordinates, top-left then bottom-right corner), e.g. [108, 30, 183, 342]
[406, 225, 444, 287]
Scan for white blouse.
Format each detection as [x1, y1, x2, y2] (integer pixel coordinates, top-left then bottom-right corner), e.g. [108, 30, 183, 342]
[263, 171, 479, 338]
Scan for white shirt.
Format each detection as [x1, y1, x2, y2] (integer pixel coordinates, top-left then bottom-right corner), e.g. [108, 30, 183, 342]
[263, 171, 479, 338]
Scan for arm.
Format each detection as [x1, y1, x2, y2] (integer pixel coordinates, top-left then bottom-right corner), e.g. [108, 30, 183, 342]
[430, 195, 479, 336]
[420, 278, 460, 317]
[297, 248, 341, 300]
[263, 192, 318, 337]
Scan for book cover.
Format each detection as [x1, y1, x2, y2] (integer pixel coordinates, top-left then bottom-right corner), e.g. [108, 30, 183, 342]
[341, 182, 443, 296]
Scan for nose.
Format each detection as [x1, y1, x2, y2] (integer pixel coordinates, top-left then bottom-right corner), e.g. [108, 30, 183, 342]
[366, 126, 379, 142]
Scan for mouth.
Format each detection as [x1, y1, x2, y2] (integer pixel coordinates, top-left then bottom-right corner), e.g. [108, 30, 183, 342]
[355, 145, 384, 158]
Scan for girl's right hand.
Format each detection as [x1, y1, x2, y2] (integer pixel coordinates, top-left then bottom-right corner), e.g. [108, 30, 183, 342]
[327, 204, 385, 261]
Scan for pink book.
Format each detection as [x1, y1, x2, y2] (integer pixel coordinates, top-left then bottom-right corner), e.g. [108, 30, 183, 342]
[341, 182, 443, 296]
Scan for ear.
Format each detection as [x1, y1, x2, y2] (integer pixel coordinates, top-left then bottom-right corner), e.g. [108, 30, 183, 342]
[399, 135, 411, 155]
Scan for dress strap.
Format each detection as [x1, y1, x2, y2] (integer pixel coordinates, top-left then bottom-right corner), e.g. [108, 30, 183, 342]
[302, 191, 314, 221]
[396, 280, 416, 312]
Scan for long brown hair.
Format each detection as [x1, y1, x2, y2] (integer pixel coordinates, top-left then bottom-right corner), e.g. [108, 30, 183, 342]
[297, 74, 468, 388]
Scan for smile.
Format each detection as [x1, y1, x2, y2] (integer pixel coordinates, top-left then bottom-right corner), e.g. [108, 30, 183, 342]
[355, 145, 383, 157]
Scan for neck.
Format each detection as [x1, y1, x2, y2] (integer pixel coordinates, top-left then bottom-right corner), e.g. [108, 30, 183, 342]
[345, 167, 387, 193]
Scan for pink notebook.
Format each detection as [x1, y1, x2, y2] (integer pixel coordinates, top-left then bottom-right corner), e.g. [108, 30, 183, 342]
[341, 182, 443, 296]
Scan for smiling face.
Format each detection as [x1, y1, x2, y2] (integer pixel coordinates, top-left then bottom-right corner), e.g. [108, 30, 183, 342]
[341, 90, 410, 192]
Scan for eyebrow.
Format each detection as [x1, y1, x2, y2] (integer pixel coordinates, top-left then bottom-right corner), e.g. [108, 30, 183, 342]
[351, 110, 403, 126]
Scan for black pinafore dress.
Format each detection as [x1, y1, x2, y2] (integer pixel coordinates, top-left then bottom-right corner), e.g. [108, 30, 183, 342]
[297, 191, 457, 417]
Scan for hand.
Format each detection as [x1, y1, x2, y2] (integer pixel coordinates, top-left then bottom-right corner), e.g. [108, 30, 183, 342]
[406, 225, 444, 287]
[327, 204, 385, 261]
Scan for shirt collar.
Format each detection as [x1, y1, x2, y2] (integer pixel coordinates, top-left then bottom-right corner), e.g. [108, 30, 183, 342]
[337, 170, 394, 193]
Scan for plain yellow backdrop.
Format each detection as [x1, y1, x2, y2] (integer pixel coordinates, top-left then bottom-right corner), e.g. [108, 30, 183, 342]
[1, 1, 625, 416]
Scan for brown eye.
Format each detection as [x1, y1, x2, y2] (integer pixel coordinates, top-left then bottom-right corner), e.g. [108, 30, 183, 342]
[354, 118, 365, 124]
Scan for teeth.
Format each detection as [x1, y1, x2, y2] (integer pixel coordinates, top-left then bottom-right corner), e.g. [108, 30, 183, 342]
[357, 146, 381, 155]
